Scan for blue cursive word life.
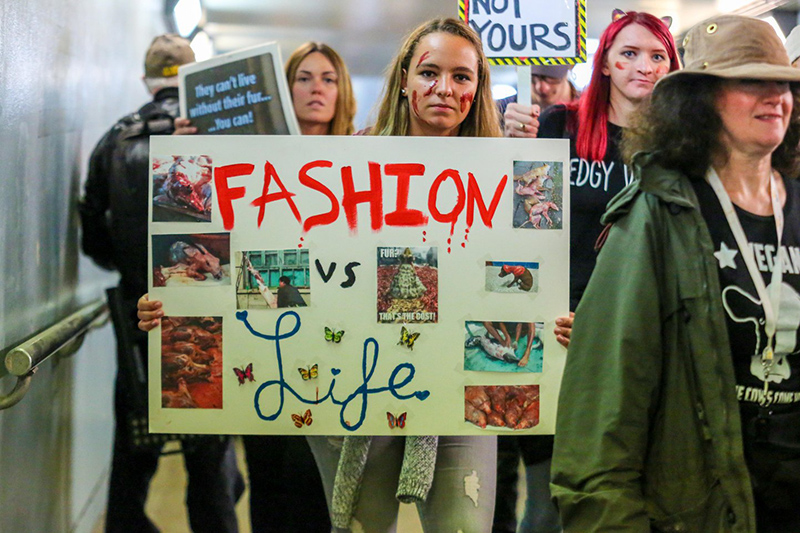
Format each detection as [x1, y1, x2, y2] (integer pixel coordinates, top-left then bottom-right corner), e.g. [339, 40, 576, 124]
[236, 310, 430, 431]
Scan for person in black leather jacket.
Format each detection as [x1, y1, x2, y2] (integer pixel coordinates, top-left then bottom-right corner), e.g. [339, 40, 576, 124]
[79, 34, 244, 533]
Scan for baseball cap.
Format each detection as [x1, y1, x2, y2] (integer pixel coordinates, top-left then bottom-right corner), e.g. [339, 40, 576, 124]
[144, 34, 195, 78]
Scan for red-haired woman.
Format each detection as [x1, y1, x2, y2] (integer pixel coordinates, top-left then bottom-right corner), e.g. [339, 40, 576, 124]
[541, 10, 679, 317]
[504, 11, 680, 533]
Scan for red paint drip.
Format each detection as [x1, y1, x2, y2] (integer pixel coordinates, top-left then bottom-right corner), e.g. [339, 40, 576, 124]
[461, 242, 466, 248]
[422, 230, 427, 243]
[447, 247, 452, 254]
[411, 91, 419, 116]
[416, 51, 430, 68]
[424, 80, 438, 97]
[460, 92, 474, 113]
[615, 61, 626, 71]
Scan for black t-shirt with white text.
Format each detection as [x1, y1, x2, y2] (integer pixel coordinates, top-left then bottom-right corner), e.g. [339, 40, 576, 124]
[693, 177, 800, 512]
[538, 105, 635, 310]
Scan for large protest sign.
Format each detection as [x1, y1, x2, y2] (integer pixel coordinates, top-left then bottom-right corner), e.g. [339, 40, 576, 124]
[459, 0, 587, 65]
[179, 42, 300, 135]
[148, 135, 569, 435]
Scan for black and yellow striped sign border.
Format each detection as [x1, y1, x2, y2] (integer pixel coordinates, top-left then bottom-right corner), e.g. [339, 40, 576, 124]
[458, 0, 588, 65]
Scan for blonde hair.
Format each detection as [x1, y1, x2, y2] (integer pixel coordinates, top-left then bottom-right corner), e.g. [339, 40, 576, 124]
[285, 42, 356, 136]
[371, 18, 501, 138]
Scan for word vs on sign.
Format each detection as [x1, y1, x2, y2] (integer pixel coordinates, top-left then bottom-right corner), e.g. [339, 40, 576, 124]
[213, 159, 508, 235]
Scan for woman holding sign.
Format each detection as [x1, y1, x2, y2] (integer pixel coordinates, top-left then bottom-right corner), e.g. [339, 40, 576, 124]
[143, 20, 500, 530]
[553, 15, 800, 532]
[300, 18, 502, 533]
[152, 41, 357, 533]
[497, 10, 680, 533]
[174, 41, 356, 137]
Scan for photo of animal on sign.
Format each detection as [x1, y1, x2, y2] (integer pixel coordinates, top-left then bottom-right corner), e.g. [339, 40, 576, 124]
[147, 134, 569, 436]
[512, 161, 563, 229]
[151, 233, 230, 287]
[485, 261, 539, 293]
[464, 321, 544, 373]
[152, 155, 213, 222]
[161, 316, 223, 409]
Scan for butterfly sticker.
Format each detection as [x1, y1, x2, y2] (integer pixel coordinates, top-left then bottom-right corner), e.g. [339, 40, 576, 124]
[233, 363, 255, 385]
[397, 326, 420, 350]
[298, 363, 319, 381]
[387, 412, 407, 429]
[324, 326, 345, 343]
[292, 409, 313, 428]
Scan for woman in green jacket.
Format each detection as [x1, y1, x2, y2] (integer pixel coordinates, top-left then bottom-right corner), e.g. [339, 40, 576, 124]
[551, 15, 800, 532]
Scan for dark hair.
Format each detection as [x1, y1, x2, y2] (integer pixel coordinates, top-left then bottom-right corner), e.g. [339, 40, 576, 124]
[622, 76, 800, 178]
[279, 275, 291, 285]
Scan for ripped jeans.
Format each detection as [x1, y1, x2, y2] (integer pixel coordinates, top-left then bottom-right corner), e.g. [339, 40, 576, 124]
[307, 435, 497, 533]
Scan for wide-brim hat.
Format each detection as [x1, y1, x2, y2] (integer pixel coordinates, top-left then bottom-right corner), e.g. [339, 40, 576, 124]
[655, 15, 800, 92]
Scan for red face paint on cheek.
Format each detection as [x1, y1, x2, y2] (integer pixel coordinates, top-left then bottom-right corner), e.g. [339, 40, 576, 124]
[423, 80, 438, 97]
[416, 51, 430, 68]
[411, 90, 419, 116]
[655, 65, 668, 77]
[615, 62, 626, 71]
[460, 92, 474, 113]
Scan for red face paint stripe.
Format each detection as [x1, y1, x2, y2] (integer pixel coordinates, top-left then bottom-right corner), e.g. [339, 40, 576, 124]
[615, 62, 626, 70]
[423, 80, 438, 97]
[460, 92, 474, 113]
[416, 51, 430, 68]
[411, 90, 419, 116]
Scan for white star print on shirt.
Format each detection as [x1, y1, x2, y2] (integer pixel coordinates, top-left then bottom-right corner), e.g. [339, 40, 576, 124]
[714, 242, 738, 269]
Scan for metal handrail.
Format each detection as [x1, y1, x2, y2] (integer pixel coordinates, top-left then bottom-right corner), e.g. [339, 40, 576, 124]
[0, 298, 109, 410]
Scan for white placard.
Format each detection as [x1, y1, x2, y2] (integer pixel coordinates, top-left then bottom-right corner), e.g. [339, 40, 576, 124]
[460, 0, 586, 65]
[148, 135, 569, 436]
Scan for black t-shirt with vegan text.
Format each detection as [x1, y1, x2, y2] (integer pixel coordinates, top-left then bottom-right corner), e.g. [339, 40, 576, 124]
[693, 176, 800, 512]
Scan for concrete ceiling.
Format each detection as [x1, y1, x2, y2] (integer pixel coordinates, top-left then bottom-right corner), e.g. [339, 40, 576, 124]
[199, 0, 792, 77]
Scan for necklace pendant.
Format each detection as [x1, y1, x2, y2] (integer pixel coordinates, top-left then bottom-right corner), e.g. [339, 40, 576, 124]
[763, 346, 774, 364]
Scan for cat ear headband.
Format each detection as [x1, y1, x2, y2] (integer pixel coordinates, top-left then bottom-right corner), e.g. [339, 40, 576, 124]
[612, 8, 672, 29]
